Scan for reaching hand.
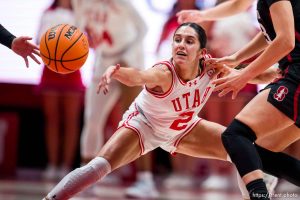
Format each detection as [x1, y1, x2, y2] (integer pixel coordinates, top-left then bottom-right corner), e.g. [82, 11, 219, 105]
[205, 55, 240, 70]
[176, 10, 205, 24]
[11, 36, 40, 68]
[97, 64, 120, 95]
[212, 69, 249, 99]
[207, 63, 234, 80]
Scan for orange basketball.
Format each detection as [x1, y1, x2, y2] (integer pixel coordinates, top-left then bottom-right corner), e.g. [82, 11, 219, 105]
[39, 24, 89, 74]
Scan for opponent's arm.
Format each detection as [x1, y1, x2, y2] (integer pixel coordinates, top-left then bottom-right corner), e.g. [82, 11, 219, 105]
[177, 0, 254, 24]
[0, 24, 16, 48]
[231, 32, 269, 65]
[248, 65, 280, 84]
[238, 1, 294, 81]
[218, 64, 279, 85]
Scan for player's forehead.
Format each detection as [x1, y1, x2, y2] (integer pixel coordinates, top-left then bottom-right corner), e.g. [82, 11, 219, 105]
[174, 26, 198, 40]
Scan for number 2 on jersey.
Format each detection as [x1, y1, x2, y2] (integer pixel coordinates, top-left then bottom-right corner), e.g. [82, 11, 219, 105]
[170, 111, 194, 131]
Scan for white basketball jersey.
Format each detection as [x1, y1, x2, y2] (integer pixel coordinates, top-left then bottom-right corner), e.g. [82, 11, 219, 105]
[135, 60, 215, 135]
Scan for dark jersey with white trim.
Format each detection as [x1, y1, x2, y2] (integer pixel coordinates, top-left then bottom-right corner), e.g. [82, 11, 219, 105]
[0, 24, 16, 49]
[257, 0, 300, 70]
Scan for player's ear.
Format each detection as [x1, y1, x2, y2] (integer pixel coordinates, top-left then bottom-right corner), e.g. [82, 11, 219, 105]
[199, 48, 207, 58]
[201, 48, 207, 57]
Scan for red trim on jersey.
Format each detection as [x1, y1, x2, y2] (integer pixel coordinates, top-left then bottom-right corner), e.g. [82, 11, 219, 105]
[145, 61, 175, 98]
[172, 118, 202, 150]
[123, 123, 144, 155]
[293, 85, 300, 121]
[120, 107, 145, 155]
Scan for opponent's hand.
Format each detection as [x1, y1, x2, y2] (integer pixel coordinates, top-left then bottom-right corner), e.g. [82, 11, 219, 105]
[212, 69, 248, 99]
[97, 64, 120, 95]
[176, 10, 205, 24]
[205, 55, 240, 71]
[11, 36, 40, 68]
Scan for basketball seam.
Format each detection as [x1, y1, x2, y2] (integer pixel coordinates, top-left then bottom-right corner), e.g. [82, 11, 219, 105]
[44, 30, 51, 66]
[40, 51, 88, 62]
[54, 24, 69, 72]
[60, 33, 82, 71]
[59, 33, 86, 71]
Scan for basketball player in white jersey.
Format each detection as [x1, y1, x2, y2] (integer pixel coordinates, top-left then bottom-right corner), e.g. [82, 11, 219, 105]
[43, 22, 300, 200]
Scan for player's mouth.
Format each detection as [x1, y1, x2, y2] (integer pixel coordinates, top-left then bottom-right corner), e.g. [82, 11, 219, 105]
[176, 51, 187, 57]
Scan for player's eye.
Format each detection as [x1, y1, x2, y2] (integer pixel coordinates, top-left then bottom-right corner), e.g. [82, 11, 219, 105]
[174, 37, 181, 43]
[187, 40, 194, 44]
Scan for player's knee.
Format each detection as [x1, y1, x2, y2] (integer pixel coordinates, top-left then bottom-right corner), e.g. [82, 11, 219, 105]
[221, 119, 260, 177]
[221, 119, 257, 151]
[87, 157, 112, 176]
[71, 157, 112, 185]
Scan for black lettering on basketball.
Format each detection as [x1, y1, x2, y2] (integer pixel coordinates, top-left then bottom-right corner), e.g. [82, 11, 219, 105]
[48, 24, 61, 40]
[64, 26, 77, 40]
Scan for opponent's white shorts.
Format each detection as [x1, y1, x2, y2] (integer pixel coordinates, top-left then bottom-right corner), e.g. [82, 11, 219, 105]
[118, 103, 201, 155]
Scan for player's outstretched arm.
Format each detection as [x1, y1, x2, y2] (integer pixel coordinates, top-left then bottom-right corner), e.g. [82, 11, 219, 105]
[97, 64, 172, 94]
[177, 0, 254, 24]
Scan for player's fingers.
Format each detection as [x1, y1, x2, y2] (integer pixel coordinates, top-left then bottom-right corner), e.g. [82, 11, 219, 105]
[212, 76, 226, 86]
[97, 84, 101, 94]
[103, 86, 109, 95]
[206, 58, 230, 66]
[24, 57, 29, 68]
[111, 64, 120, 76]
[204, 57, 217, 63]
[22, 36, 32, 41]
[214, 81, 229, 92]
[218, 88, 231, 97]
[106, 74, 111, 84]
[33, 49, 40, 56]
[205, 62, 223, 72]
[97, 81, 105, 94]
[28, 43, 40, 50]
[29, 54, 41, 65]
[211, 71, 221, 80]
[232, 90, 239, 100]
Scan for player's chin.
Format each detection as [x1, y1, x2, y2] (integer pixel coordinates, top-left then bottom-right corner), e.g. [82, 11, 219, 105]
[173, 56, 187, 64]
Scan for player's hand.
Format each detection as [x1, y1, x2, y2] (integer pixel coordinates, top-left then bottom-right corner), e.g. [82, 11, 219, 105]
[212, 69, 249, 99]
[176, 10, 205, 24]
[208, 63, 235, 79]
[11, 36, 40, 68]
[97, 64, 120, 95]
[205, 55, 240, 71]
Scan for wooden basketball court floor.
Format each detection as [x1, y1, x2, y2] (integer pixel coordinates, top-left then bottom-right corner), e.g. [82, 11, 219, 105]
[0, 169, 297, 200]
[0, 180, 241, 200]
[0, 168, 239, 200]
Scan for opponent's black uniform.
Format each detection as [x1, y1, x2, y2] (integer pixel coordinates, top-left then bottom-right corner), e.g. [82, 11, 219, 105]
[221, 1, 300, 199]
[258, 0, 300, 126]
[0, 24, 16, 49]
